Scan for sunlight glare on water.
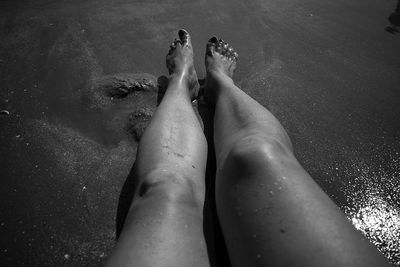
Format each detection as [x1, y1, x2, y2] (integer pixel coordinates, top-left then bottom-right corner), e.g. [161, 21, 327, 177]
[348, 194, 400, 265]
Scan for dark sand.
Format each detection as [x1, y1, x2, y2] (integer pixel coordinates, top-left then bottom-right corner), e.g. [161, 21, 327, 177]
[1, 0, 400, 265]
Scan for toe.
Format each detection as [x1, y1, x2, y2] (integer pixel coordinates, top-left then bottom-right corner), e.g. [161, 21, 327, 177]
[178, 29, 191, 46]
[215, 44, 223, 53]
[209, 36, 218, 44]
[168, 38, 181, 55]
[206, 37, 218, 56]
[216, 40, 225, 53]
[233, 51, 239, 60]
[225, 44, 238, 61]
[174, 38, 182, 46]
[169, 39, 177, 48]
[170, 38, 181, 48]
[218, 40, 230, 55]
[226, 46, 234, 57]
[217, 39, 224, 49]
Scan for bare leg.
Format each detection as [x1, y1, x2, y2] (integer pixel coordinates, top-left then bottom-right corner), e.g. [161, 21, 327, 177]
[205, 37, 391, 267]
[106, 30, 209, 267]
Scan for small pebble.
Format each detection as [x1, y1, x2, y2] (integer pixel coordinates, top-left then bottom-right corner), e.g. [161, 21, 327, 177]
[64, 254, 70, 260]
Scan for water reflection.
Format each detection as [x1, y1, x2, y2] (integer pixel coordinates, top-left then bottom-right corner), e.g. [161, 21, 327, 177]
[349, 195, 400, 265]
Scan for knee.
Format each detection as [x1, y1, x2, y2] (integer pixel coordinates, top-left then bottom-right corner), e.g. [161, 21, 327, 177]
[224, 135, 293, 171]
[136, 170, 204, 208]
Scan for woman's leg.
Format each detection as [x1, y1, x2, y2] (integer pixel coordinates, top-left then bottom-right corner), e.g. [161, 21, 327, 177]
[106, 30, 209, 267]
[205, 37, 391, 267]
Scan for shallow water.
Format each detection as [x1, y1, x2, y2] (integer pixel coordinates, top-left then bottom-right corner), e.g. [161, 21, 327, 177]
[1, 0, 400, 265]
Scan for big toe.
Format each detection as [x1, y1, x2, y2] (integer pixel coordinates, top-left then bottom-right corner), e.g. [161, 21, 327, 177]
[206, 36, 218, 56]
[178, 29, 191, 47]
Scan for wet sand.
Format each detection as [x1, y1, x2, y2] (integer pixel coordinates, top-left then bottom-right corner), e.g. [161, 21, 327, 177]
[1, 0, 400, 265]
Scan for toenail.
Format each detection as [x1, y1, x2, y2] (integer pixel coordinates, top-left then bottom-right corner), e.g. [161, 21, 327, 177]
[178, 29, 188, 38]
[209, 36, 218, 43]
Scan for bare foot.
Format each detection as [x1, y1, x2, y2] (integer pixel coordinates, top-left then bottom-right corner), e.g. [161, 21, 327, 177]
[204, 36, 239, 104]
[166, 29, 200, 100]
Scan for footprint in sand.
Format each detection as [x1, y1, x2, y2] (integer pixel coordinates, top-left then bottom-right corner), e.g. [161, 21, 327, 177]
[85, 72, 164, 141]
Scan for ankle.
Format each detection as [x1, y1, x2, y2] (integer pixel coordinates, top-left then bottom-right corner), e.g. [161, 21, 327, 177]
[204, 70, 234, 104]
[169, 71, 190, 86]
[207, 69, 234, 86]
[206, 69, 235, 93]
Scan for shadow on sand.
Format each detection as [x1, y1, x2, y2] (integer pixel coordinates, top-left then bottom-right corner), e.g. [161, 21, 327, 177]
[385, 0, 400, 34]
